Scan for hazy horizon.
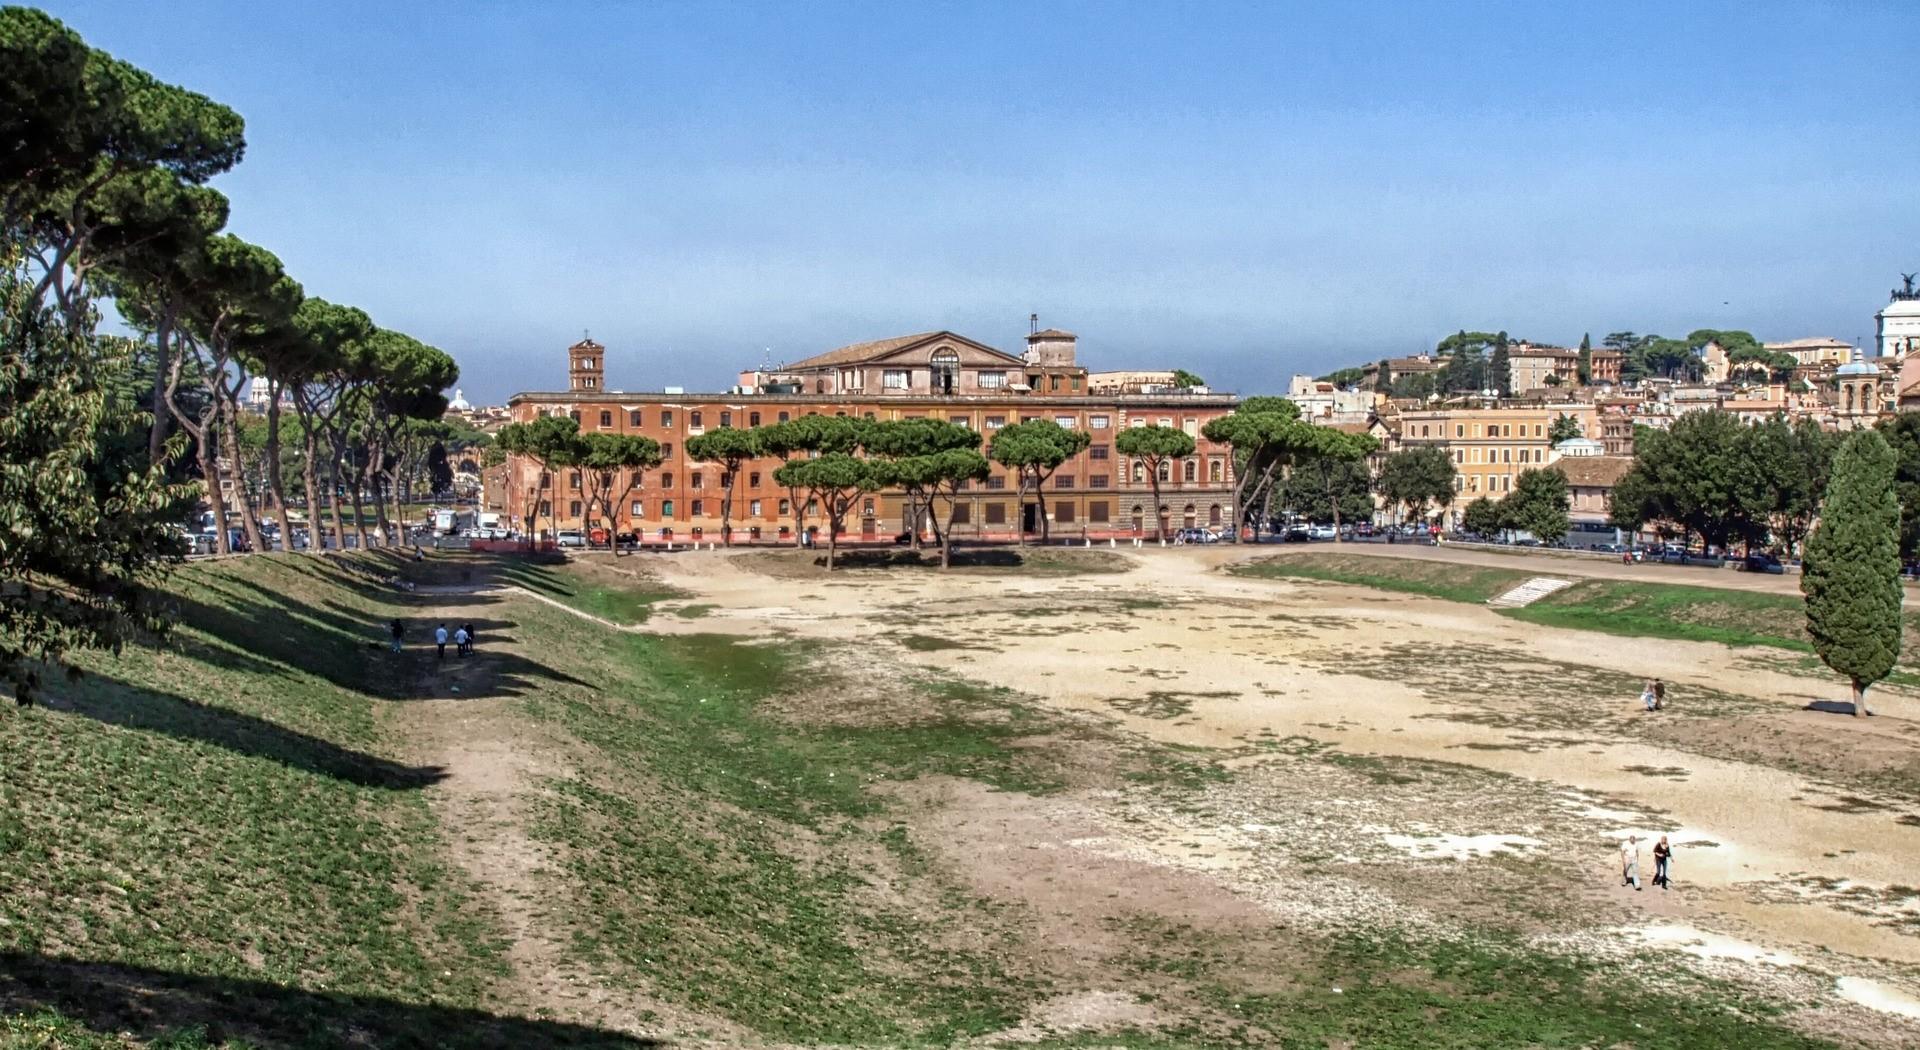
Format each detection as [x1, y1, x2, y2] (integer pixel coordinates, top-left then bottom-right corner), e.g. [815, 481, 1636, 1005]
[46, 0, 1920, 402]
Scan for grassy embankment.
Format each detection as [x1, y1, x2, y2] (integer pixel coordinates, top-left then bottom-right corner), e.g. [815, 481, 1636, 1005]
[0, 551, 1848, 1048]
[1232, 551, 1920, 667]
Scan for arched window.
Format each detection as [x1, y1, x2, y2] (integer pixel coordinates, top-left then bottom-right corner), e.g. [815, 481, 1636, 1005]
[1183, 503, 1196, 526]
[1157, 460, 1170, 482]
[1133, 461, 1145, 483]
[1208, 503, 1222, 525]
[1209, 460, 1223, 483]
[1131, 504, 1144, 531]
[930, 349, 960, 395]
[1183, 460, 1197, 482]
[1845, 385, 1855, 413]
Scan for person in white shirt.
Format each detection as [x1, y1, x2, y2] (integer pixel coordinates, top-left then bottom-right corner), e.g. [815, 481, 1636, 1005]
[453, 626, 470, 658]
[1620, 837, 1641, 890]
[434, 624, 449, 660]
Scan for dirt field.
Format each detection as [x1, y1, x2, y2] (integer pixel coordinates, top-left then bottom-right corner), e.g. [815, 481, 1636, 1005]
[597, 542, 1920, 1041]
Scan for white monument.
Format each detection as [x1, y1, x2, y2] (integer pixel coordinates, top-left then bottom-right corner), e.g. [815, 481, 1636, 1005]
[1877, 273, 1920, 359]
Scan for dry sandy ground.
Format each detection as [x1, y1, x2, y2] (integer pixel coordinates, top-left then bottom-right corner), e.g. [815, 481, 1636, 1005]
[621, 543, 1920, 1038]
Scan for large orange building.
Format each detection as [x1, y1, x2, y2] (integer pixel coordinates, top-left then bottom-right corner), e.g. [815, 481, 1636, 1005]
[504, 330, 1239, 543]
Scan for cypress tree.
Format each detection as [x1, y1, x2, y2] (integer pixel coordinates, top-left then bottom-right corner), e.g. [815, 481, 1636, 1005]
[1802, 430, 1903, 716]
[1578, 332, 1593, 386]
[1489, 332, 1512, 398]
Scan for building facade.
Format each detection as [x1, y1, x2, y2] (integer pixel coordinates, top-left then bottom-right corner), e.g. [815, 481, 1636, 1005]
[1395, 403, 1600, 519]
[506, 333, 1239, 542]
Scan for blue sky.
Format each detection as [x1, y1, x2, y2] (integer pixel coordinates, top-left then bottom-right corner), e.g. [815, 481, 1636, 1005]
[47, 0, 1920, 402]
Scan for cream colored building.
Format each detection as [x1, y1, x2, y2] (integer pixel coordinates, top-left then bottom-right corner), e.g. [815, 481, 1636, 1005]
[1396, 404, 1599, 521]
[1508, 348, 1578, 392]
[1765, 337, 1851, 368]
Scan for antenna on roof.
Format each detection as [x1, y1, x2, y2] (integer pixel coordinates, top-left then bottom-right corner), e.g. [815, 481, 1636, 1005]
[583, 329, 590, 341]
[1030, 313, 1038, 336]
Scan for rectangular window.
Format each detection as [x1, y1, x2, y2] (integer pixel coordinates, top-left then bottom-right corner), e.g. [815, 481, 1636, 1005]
[1090, 474, 1109, 489]
[661, 443, 673, 459]
[985, 502, 1006, 525]
[630, 500, 644, 517]
[692, 474, 704, 489]
[779, 498, 791, 515]
[718, 410, 731, 428]
[749, 499, 762, 516]
[985, 415, 1006, 429]
[599, 410, 612, 428]
[692, 499, 704, 516]
[1090, 415, 1109, 429]
[749, 471, 761, 487]
[950, 415, 970, 428]
[1056, 475, 1074, 488]
[568, 471, 581, 490]
[568, 500, 582, 517]
[662, 499, 675, 519]
[539, 471, 551, 489]
[1090, 444, 1109, 460]
[883, 369, 909, 389]
[629, 409, 642, 426]
[1130, 418, 1145, 428]
[538, 500, 550, 516]
[661, 410, 673, 427]
[978, 371, 1006, 389]
[1056, 501, 1075, 523]
[952, 502, 971, 524]
[1158, 417, 1172, 427]
[1455, 424, 1464, 437]
[777, 411, 790, 423]
[1072, 375, 1082, 391]
[1183, 418, 1198, 436]
[749, 412, 761, 426]
[662, 473, 673, 488]
[987, 475, 1006, 490]
[1055, 415, 1074, 428]
[1089, 501, 1110, 523]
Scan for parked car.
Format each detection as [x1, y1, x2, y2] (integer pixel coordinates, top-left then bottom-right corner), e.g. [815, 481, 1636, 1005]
[1307, 524, 1337, 541]
[556, 529, 586, 548]
[1353, 522, 1375, 538]
[1174, 527, 1220, 544]
[1284, 524, 1312, 542]
[1741, 551, 1785, 574]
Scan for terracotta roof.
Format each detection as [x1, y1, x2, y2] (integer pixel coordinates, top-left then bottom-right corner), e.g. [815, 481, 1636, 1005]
[780, 332, 946, 371]
[1327, 422, 1372, 434]
[1554, 456, 1634, 488]
[1028, 328, 1077, 340]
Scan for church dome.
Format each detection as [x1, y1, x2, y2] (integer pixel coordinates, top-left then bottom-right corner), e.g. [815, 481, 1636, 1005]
[448, 388, 472, 411]
[1837, 346, 1879, 376]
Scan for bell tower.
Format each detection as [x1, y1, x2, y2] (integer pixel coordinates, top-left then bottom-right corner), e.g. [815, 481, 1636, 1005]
[569, 335, 604, 392]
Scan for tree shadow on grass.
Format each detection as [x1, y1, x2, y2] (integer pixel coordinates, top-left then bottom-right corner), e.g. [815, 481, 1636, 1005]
[159, 583, 588, 702]
[0, 951, 660, 1049]
[42, 674, 449, 790]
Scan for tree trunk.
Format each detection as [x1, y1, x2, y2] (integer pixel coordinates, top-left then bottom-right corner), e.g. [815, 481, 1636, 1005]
[327, 438, 350, 550]
[198, 441, 232, 555]
[1148, 471, 1164, 542]
[719, 469, 734, 547]
[1852, 679, 1875, 717]
[298, 411, 323, 553]
[938, 490, 957, 569]
[1035, 471, 1052, 543]
[350, 459, 371, 550]
[147, 313, 174, 464]
[789, 487, 805, 548]
[218, 406, 266, 555]
[263, 381, 293, 546]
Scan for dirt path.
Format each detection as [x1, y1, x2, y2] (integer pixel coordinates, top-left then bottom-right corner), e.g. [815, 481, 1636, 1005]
[383, 585, 670, 1039]
[629, 547, 1920, 1020]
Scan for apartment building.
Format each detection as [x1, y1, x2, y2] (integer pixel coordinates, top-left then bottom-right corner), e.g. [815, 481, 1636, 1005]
[1395, 403, 1600, 517]
[506, 332, 1239, 542]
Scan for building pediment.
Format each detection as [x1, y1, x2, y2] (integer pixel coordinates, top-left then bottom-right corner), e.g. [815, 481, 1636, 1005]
[782, 331, 1024, 372]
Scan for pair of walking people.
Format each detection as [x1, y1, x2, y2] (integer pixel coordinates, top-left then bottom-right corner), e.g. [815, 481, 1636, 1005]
[1640, 678, 1666, 711]
[1620, 835, 1673, 890]
[433, 622, 476, 659]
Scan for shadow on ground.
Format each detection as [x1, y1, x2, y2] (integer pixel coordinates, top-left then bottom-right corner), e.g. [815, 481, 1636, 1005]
[0, 951, 660, 1049]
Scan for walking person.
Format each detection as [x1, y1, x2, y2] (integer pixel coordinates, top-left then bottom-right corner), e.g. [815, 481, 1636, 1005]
[389, 618, 405, 653]
[453, 625, 470, 658]
[1653, 836, 1672, 889]
[1652, 679, 1666, 711]
[1640, 679, 1658, 712]
[460, 622, 475, 656]
[1620, 836, 1642, 890]
[434, 623, 448, 660]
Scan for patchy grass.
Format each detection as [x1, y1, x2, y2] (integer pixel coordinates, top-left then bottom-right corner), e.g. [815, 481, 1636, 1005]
[1239, 553, 1920, 669]
[0, 553, 538, 1048]
[741, 546, 1132, 578]
[495, 556, 684, 625]
[1232, 554, 1533, 604]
